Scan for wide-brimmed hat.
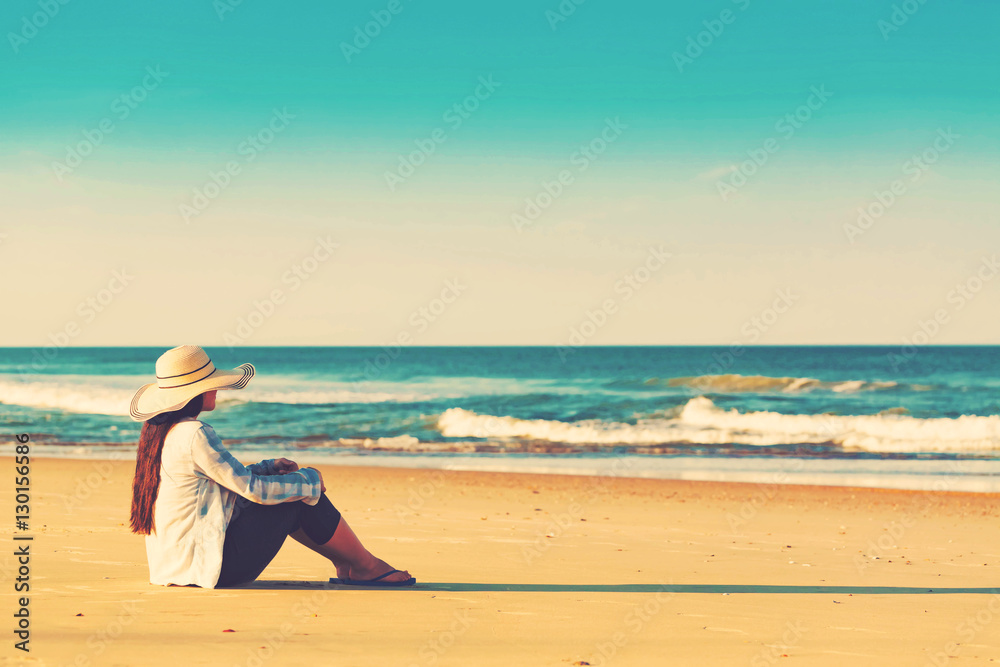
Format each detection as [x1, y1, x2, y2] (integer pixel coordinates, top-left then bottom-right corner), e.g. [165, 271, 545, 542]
[129, 345, 254, 422]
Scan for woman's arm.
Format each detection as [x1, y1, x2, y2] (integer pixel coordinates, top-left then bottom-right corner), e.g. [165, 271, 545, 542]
[190, 425, 322, 505]
[247, 457, 299, 476]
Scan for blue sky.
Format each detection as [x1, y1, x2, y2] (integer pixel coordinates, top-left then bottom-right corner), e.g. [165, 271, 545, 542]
[1, 0, 998, 345]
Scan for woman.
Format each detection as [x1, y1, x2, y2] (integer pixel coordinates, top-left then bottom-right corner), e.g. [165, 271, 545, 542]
[128, 345, 414, 588]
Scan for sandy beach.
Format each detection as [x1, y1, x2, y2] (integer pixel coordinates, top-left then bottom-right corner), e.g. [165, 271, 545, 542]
[2, 455, 999, 666]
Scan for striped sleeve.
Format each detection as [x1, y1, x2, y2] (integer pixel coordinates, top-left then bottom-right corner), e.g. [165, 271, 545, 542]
[247, 459, 278, 476]
[190, 424, 322, 506]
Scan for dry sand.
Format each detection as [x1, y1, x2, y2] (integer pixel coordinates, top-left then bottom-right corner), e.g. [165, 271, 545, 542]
[2, 456, 1000, 667]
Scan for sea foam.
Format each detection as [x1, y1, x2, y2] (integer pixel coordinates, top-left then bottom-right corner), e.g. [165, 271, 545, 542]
[0, 378, 132, 416]
[437, 397, 1000, 453]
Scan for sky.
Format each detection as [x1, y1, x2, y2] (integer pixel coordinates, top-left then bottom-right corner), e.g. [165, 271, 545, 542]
[1, 0, 998, 346]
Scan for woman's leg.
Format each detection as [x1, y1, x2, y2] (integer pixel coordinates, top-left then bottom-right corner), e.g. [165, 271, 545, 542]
[289, 514, 412, 583]
[218, 494, 411, 586]
[216, 501, 304, 587]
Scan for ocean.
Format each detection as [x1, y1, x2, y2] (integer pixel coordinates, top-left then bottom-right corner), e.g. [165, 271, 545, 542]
[2, 346, 999, 492]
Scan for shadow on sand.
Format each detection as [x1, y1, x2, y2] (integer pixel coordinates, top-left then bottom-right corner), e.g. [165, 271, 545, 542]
[236, 581, 1000, 595]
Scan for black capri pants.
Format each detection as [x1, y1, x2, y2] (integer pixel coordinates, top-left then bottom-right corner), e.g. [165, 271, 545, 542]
[216, 494, 342, 588]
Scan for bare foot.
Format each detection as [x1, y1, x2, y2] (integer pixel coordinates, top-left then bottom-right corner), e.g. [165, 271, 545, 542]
[344, 557, 412, 582]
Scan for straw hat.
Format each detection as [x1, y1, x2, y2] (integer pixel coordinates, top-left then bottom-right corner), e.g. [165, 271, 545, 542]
[129, 345, 254, 421]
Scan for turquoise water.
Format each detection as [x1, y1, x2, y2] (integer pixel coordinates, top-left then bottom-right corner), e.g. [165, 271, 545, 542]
[2, 346, 999, 491]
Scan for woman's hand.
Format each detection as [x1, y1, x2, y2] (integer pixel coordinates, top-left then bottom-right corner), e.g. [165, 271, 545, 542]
[305, 467, 326, 493]
[288, 461, 325, 493]
[273, 458, 299, 474]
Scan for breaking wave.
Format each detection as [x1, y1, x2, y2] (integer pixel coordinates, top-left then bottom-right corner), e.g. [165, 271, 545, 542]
[0, 378, 131, 416]
[656, 374, 912, 394]
[437, 397, 1000, 454]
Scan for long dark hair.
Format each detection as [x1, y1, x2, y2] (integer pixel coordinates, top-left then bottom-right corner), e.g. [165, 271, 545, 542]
[130, 394, 205, 535]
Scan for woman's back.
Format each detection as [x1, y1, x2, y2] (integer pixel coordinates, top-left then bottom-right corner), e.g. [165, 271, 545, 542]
[146, 417, 232, 588]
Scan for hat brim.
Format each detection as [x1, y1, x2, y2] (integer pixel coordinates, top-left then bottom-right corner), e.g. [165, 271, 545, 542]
[129, 363, 255, 422]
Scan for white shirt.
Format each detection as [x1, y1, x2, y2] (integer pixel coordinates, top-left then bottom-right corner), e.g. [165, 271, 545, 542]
[144, 418, 322, 588]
